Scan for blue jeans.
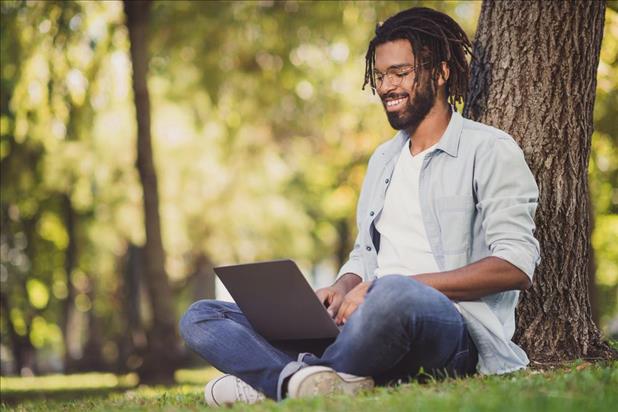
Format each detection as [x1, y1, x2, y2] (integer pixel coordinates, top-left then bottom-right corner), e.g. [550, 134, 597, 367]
[179, 275, 477, 400]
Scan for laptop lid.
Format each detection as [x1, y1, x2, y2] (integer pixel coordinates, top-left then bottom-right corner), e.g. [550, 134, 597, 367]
[214, 259, 340, 341]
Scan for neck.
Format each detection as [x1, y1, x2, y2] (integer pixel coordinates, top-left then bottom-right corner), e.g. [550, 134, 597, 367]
[406, 100, 451, 156]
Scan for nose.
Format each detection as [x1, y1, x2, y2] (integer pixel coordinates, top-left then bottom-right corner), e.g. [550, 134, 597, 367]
[377, 78, 397, 97]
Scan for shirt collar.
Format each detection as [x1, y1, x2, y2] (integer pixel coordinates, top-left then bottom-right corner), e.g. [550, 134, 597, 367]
[435, 109, 464, 158]
[382, 108, 464, 159]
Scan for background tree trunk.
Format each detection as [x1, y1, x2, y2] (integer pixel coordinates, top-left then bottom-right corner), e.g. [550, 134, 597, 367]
[77, 276, 106, 371]
[191, 252, 216, 302]
[0, 291, 37, 375]
[465, 0, 615, 362]
[61, 193, 78, 372]
[124, 0, 180, 383]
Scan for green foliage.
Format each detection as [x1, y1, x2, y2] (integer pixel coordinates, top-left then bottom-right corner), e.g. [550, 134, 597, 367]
[591, 7, 618, 334]
[1, 363, 617, 411]
[593, 215, 618, 331]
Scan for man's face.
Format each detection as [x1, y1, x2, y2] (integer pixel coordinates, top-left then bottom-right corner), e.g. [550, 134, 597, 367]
[374, 39, 436, 132]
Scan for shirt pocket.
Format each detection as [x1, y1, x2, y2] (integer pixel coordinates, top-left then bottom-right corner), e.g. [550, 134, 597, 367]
[436, 195, 475, 254]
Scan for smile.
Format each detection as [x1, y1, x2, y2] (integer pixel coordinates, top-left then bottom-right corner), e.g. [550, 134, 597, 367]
[385, 96, 408, 111]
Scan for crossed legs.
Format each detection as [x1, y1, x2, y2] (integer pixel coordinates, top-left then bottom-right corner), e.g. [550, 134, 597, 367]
[180, 275, 477, 400]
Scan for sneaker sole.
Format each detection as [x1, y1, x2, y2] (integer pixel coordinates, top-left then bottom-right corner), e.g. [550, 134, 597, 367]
[287, 366, 374, 399]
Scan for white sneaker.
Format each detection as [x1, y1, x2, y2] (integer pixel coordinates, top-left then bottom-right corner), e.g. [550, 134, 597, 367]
[204, 374, 266, 406]
[287, 366, 374, 399]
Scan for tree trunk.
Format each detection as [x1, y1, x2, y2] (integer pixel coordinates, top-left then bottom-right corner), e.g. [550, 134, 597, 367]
[116, 243, 148, 373]
[61, 193, 79, 372]
[124, 0, 180, 383]
[465, 0, 615, 362]
[191, 253, 216, 301]
[78, 275, 106, 371]
[0, 291, 37, 375]
[335, 219, 351, 272]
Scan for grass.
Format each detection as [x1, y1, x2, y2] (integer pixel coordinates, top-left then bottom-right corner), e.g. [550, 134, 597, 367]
[1, 361, 616, 411]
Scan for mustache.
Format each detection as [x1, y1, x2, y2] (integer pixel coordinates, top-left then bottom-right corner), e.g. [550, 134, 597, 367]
[381, 92, 409, 101]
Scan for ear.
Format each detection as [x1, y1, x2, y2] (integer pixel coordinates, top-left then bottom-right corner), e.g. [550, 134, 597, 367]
[436, 61, 450, 86]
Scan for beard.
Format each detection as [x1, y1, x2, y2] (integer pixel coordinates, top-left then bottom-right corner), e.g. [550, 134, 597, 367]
[382, 79, 436, 132]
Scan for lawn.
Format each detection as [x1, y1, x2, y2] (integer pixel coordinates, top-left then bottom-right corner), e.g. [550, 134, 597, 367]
[1, 361, 616, 411]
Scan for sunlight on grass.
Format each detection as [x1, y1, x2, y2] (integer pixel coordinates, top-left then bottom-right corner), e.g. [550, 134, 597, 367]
[0, 367, 222, 393]
[174, 366, 223, 385]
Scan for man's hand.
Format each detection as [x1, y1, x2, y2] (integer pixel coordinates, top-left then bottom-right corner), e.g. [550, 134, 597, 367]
[335, 281, 372, 325]
[315, 284, 347, 318]
[315, 273, 363, 318]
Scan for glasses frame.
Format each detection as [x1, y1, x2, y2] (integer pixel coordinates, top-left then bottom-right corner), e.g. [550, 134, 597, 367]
[372, 65, 419, 89]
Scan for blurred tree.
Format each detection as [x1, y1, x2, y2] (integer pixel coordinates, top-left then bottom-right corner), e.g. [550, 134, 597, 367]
[0, 0, 91, 374]
[1, 0, 133, 375]
[590, 5, 618, 335]
[123, 0, 180, 383]
[1, 1, 48, 375]
[465, 0, 615, 362]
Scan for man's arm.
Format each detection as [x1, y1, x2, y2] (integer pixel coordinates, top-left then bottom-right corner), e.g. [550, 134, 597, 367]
[334, 258, 530, 325]
[413, 256, 531, 301]
[334, 273, 363, 293]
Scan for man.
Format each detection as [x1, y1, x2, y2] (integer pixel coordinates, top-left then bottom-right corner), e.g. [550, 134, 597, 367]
[180, 6, 540, 406]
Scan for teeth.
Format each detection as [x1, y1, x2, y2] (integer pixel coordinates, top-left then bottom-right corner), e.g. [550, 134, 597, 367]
[386, 97, 406, 107]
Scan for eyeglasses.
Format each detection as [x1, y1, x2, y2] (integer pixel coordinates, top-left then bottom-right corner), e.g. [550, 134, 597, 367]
[372, 65, 419, 89]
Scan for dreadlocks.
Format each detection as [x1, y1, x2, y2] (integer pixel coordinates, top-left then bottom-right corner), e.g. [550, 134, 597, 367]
[363, 7, 473, 107]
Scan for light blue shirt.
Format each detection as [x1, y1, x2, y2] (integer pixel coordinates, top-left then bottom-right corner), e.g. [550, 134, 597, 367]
[337, 110, 541, 374]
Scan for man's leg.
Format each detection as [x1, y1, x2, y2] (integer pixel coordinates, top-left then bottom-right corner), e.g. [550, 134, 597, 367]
[303, 275, 477, 381]
[179, 300, 295, 399]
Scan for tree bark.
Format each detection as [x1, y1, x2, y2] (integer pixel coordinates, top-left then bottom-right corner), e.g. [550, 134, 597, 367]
[124, 0, 180, 383]
[465, 0, 615, 362]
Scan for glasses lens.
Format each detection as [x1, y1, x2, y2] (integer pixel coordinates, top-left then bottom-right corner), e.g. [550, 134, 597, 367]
[374, 74, 383, 88]
[374, 67, 413, 88]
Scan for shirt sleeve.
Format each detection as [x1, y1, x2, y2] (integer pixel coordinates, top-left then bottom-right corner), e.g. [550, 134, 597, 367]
[335, 152, 379, 282]
[336, 235, 365, 281]
[474, 135, 541, 279]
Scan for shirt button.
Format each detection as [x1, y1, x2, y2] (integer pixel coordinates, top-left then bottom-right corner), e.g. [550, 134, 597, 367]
[369, 211, 375, 216]
[385, 178, 390, 184]
[366, 246, 372, 251]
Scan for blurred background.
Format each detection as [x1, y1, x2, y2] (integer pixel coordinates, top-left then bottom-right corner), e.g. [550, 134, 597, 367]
[0, 0, 616, 380]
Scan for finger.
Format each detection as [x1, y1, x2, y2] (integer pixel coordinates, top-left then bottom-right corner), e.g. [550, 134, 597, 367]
[329, 294, 344, 317]
[341, 302, 358, 324]
[335, 300, 350, 325]
[315, 289, 329, 306]
[335, 299, 352, 325]
[327, 292, 334, 306]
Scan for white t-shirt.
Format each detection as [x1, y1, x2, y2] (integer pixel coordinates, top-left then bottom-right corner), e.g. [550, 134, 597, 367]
[374, 139, 440, 278]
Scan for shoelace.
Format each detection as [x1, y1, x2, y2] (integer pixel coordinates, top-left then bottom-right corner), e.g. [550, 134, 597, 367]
[235, 377, 260, 403]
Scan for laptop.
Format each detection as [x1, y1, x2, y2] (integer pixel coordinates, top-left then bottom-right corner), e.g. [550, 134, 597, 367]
[213, 259, 340, 343]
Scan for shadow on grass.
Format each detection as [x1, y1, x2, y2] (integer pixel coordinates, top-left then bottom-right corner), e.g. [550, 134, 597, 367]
[0, 367, 218, 408]
[0, 386, 136, 406]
